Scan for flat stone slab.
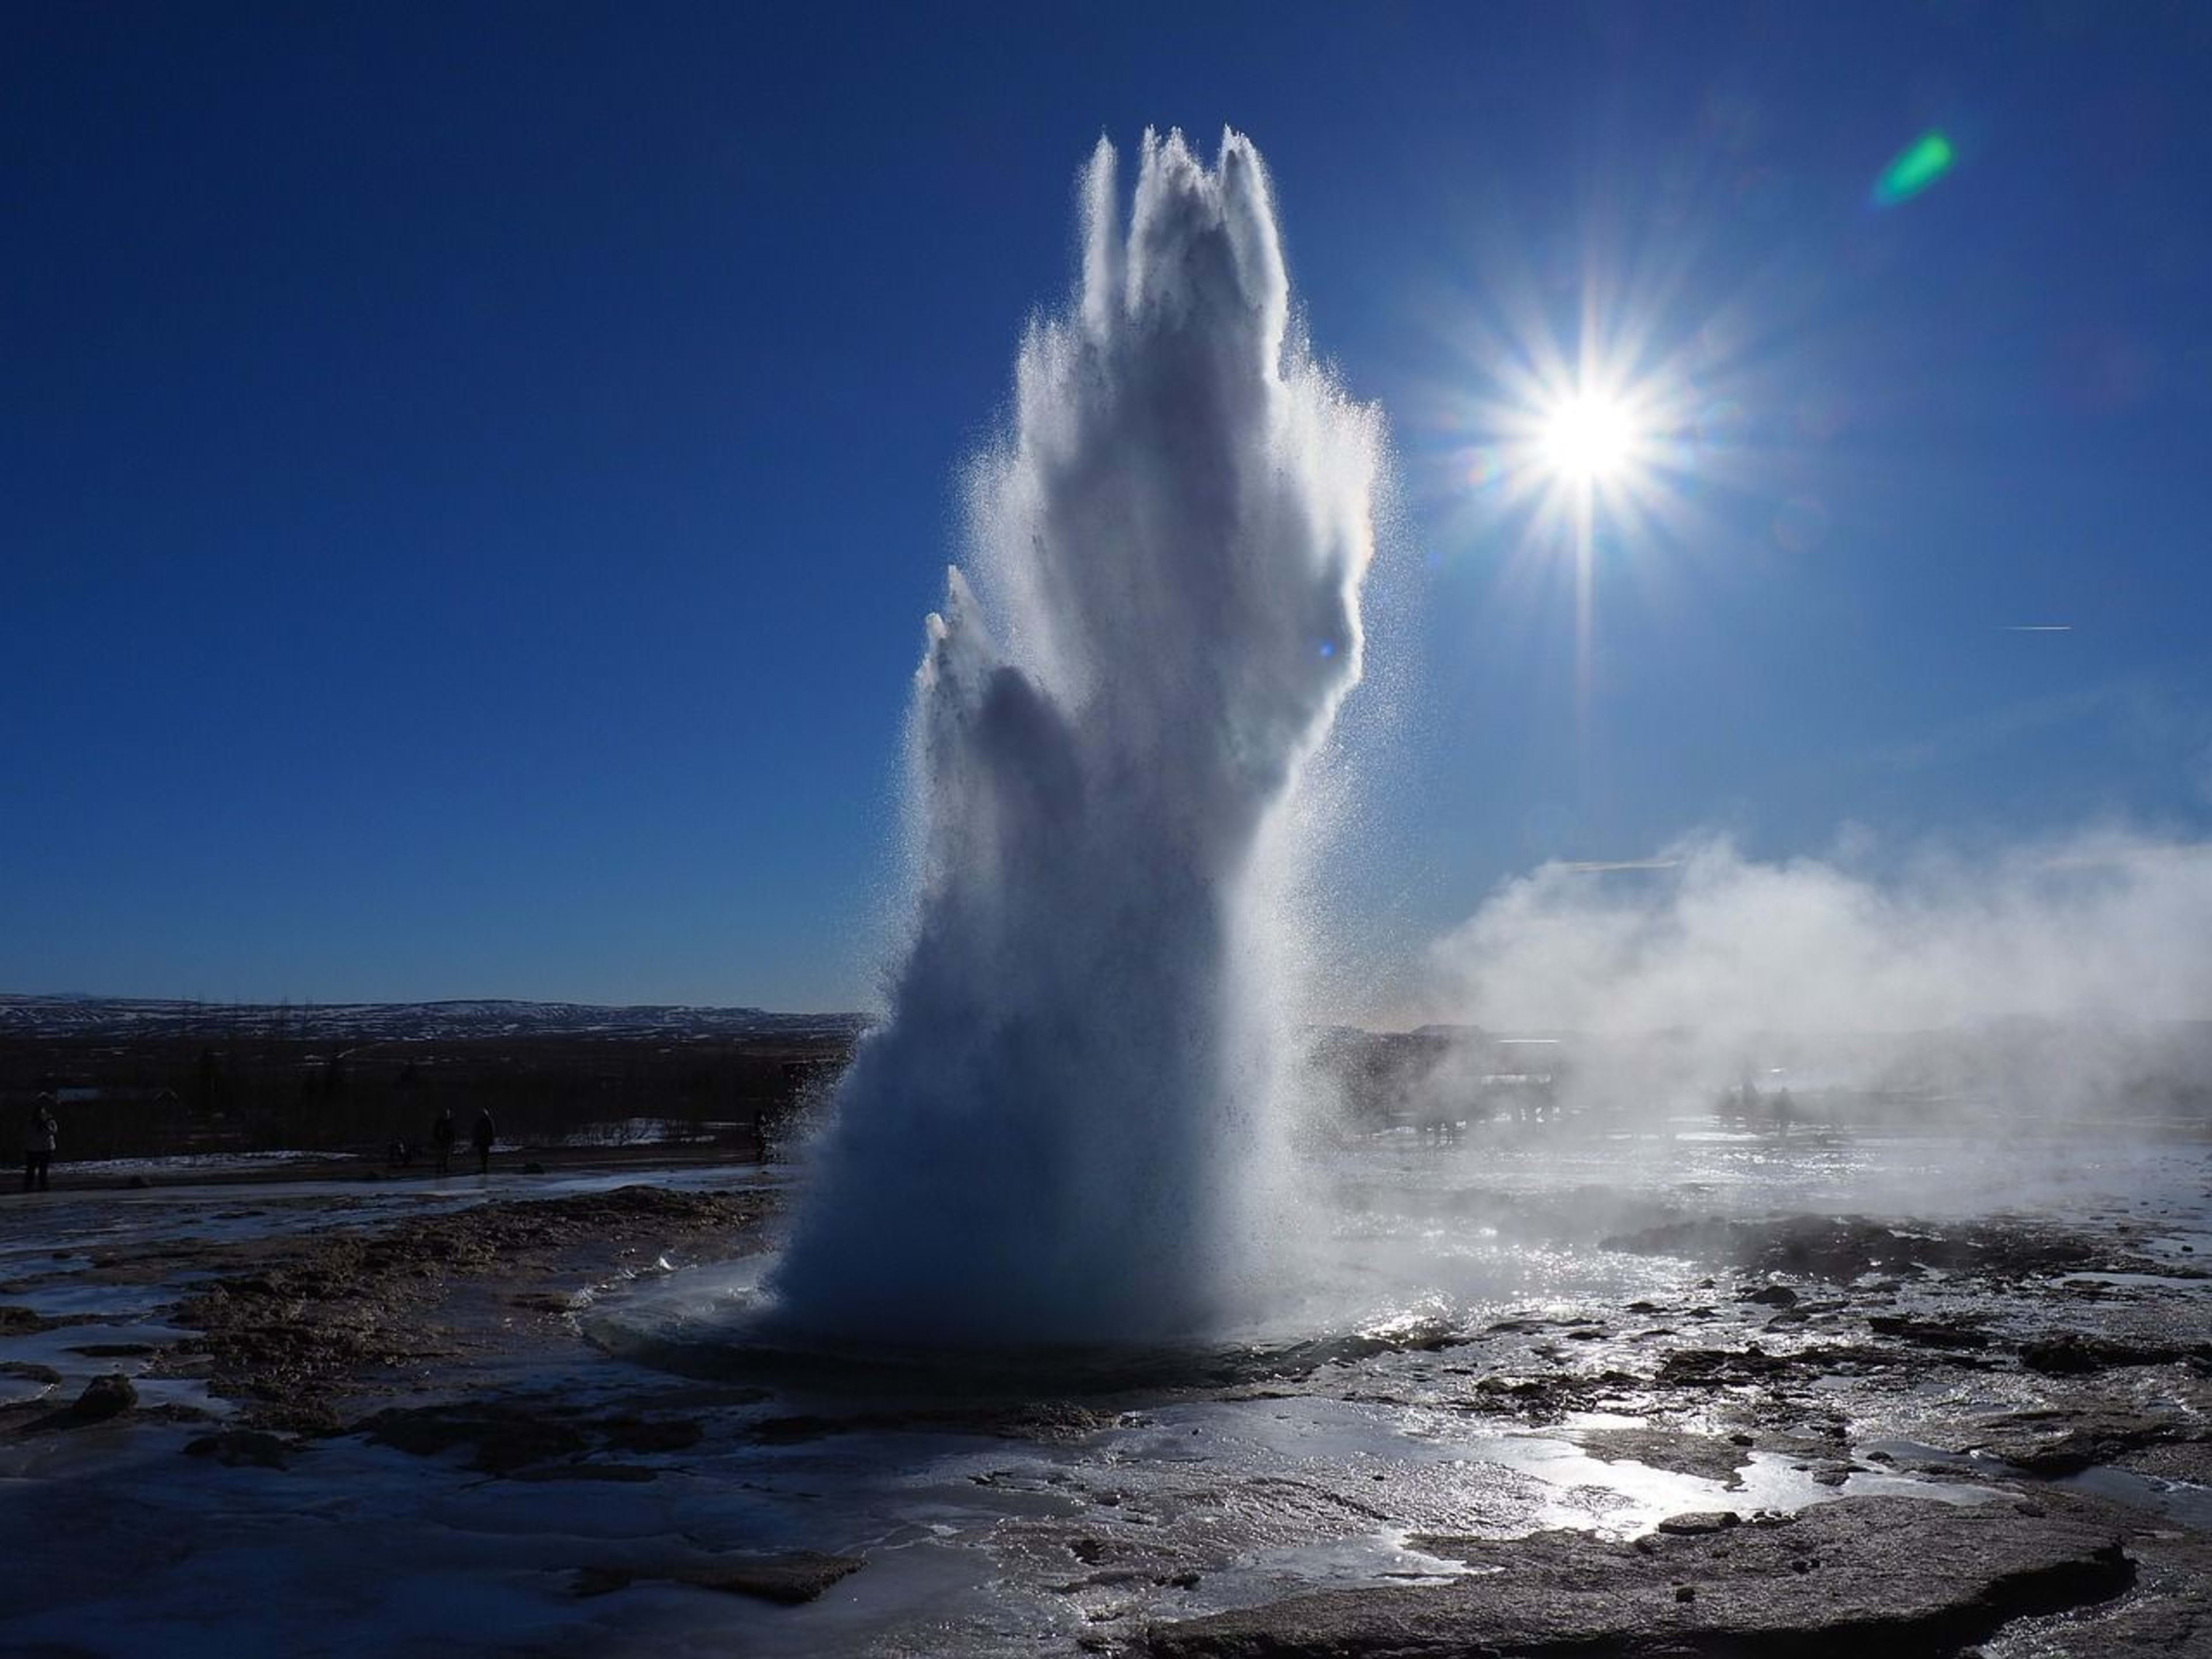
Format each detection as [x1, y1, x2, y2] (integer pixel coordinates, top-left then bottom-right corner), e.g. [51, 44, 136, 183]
[571, 1550, 864, 1604]
[1575, 1427, 1752, 1487]
[1145, 1495, 2131, 1657]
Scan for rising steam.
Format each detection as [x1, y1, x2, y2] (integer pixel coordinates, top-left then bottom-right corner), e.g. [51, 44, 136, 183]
[769, 131, 1381, 1343]
[1423, 829, 2212, 1118]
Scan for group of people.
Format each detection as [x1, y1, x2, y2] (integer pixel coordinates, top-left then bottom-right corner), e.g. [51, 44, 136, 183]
[22, 1095, 57, 1192]
[21, 1095, 502, 1192]
[401, 1105, 498, 1175]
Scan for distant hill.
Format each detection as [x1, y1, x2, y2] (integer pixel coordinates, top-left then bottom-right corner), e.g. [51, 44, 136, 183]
[0, 994, 869, 1044]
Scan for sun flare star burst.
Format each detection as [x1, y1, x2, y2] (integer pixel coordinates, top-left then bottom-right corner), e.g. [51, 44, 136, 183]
[1539, 391, 1637, 483]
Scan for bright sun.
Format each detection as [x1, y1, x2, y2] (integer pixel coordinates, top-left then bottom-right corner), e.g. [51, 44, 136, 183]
[1539, 392, 1637, 482]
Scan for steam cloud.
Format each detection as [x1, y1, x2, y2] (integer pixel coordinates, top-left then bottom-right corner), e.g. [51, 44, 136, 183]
[770, 131, 1381, 1343]
[1423, 829, 2212, 1116]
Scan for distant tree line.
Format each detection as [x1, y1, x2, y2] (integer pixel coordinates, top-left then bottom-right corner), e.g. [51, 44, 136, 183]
[0, 1031, 854, 1161]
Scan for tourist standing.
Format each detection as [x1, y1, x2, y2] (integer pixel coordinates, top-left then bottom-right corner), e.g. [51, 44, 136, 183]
[22, 1096, 57, 1192]
[471, 1107, 496, 1176]
[431, 1105, 456, 1175]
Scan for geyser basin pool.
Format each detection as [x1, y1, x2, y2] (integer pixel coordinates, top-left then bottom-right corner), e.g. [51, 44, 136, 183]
[593, 1120, 2212, 1392]
[771, 128, 1382, 1345]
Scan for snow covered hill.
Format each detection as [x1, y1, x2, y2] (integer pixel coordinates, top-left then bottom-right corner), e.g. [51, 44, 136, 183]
[0, 994, 867, 1043]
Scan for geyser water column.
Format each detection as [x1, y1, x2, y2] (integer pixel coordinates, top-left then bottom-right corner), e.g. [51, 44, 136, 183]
[769, 130, 1381, 1345]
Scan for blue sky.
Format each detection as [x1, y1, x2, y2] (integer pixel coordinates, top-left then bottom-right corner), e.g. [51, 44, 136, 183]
[8, 2, 2209, 1012]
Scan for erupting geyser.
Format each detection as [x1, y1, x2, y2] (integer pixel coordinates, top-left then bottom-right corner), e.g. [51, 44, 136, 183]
[769, 130, 1381, 1344]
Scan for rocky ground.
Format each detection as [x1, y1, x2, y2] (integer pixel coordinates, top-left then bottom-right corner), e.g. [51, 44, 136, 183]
[1, 1155, 2208, 1654]
[2, 1182, 770, 1435]
[1127, 1206, 2212, 1656]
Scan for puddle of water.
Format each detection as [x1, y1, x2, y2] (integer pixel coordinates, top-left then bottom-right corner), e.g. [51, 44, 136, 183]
[2, 1282, 173, 1320]
[1861, 1438, 2212, 1532]
[2057, 1464, 2212, 1529]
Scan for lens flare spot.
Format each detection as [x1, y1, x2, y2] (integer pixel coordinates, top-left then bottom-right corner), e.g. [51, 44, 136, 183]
[1872, 130, 1955, 207]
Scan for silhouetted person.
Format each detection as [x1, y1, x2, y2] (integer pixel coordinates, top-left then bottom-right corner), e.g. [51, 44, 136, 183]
[431, 1105, 457, 1175]
[471, 1108, 495, 1176]
[1773, 1088, 1796, 1139]
[23, 1096, 57, 1192]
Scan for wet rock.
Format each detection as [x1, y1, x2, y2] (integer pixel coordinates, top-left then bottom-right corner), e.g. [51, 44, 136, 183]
[510, 1462, 658, 1483]
[749, 1412, 842, 1445]
[1466, 1374, 1607, 1422]
[358, 1402, 591, 1474]
[1147, 1495, 2133, 1657]
[253, 1400, 346, 1437]
[684, 1551, 865, 1603]
[1656, 1511, 1739, 1535]
[0, 1306, 71, 1336]
[992, 1400, 1116, 1442]
[752, 1399, 1114, 1446]
[1654, 1346, 1798, 1387]
[2115, 1442, 2212, 1486]
[183, 1429, 297, 1468]
[1790, 1342, 1914, 1373]
[170, 1184, 769, 1431]
[1868, 1315, 1991, 1350]
[1578, 1429, 1751, 1487]
[574, 1551, 865, 1605]
[1604, 1214, 2119, 1283]
[599, 1413, 703, 1453]
[70, 1373, 138, 1422]
[1744, 1285, 1798, 1308]
[69, 1342, 159, 1358]
[2019, 1334, 2206, 1376]
[1983, 1509, 2212, 1657]
[1971, 1408, 2201, 1477]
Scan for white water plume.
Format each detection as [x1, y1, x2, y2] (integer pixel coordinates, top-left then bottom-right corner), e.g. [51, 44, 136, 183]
[769, 130, 1382, 1343]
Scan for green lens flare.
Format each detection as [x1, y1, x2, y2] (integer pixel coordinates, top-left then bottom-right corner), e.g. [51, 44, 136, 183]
[1873, 130, 1955, 206]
